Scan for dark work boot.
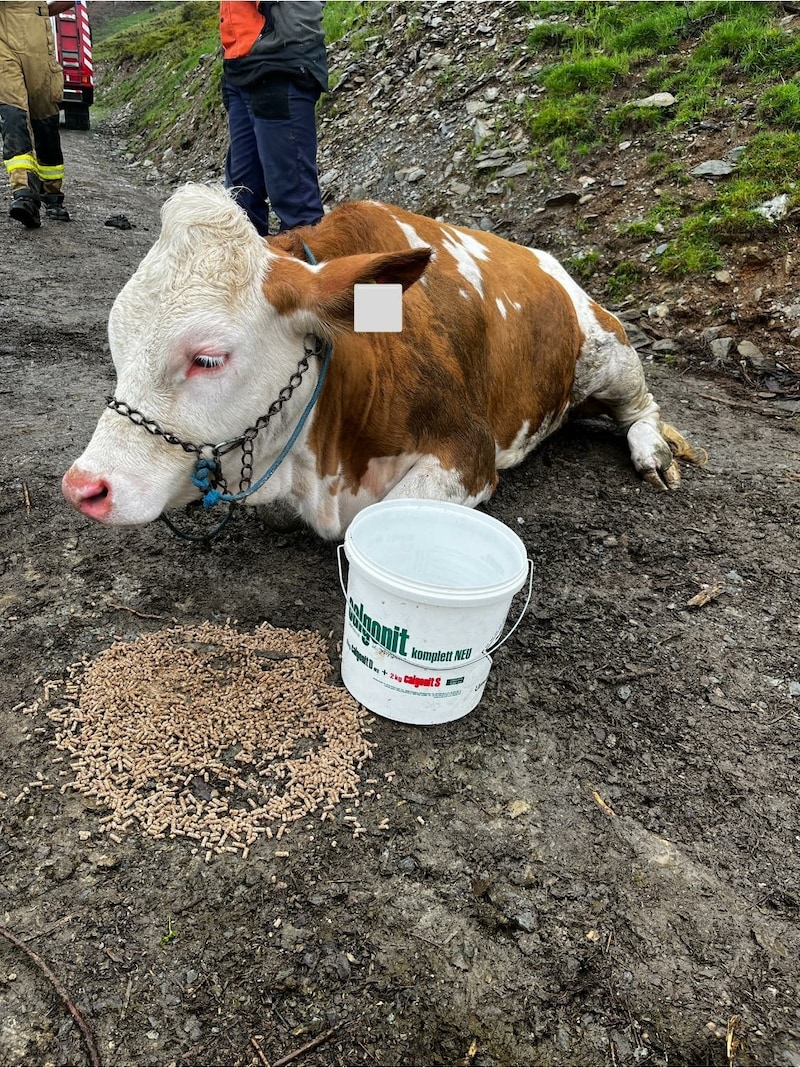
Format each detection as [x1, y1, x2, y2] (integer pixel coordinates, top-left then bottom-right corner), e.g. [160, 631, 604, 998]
[43, 193, 71, 221]
[9, 189, 41, 229]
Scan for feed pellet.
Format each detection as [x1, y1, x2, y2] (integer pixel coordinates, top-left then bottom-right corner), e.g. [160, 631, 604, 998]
[38, 621, 375, 857]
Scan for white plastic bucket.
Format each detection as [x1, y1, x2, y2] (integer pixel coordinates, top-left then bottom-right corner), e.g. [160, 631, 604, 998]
[338, 499, 532, 725]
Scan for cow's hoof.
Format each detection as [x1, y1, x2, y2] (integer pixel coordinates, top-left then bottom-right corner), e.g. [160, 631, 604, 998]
[642, 459, 681, 492]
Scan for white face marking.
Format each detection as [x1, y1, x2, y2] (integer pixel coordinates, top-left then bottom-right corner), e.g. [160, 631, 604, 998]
[459, 288, 471, 301]
[496, 297, 507, 319]
[441, 225, 489, 297]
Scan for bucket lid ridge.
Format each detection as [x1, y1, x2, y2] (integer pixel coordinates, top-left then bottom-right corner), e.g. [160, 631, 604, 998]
[343, 500, 528, 605]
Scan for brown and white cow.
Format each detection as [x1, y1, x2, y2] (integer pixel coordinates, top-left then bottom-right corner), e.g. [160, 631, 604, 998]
[62, 183, 697, 540]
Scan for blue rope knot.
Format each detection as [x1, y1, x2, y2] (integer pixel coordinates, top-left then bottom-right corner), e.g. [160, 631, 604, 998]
[191, 457, 222, 508]
[202, 488, 222, 509]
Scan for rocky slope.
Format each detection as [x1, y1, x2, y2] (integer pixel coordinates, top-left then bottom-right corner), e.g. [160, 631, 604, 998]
[99, 1, 800, 407]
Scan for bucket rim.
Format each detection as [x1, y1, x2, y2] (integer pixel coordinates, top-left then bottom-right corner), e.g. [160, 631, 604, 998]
[343, 499, 529, 605]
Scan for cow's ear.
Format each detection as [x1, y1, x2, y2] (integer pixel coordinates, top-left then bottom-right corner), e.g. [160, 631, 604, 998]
[332, 247, 433, 290]
[264, 248, 432, 329]
[313, 248, 433, 326]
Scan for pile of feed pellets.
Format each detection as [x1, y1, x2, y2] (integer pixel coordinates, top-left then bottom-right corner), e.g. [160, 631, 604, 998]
[37, 621, 377, 859]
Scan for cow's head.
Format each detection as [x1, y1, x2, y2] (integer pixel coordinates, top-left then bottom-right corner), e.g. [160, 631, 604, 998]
[62, 184, 430, 525]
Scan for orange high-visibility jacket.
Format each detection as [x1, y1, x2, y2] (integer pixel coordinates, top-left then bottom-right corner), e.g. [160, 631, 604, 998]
[219, 1, 265, 60]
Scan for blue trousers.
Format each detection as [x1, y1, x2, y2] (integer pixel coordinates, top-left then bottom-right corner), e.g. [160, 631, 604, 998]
[222, 74, 323, 235]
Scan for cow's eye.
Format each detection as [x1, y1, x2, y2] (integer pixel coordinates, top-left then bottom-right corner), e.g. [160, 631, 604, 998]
[192, 353, 226, 371]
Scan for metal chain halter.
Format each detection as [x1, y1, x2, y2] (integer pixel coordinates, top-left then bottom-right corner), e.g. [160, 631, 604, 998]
[105, 334, 330, 542]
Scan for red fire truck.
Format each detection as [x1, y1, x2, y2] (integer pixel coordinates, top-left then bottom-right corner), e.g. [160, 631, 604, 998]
[52, 0, 94, 130]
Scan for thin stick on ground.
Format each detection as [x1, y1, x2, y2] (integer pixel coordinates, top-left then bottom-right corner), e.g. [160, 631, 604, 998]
[0, 923, 101, 1067]
[271, 1023, 343, 1067]
[250, 1035, 270, 1066]
[108, 602, 167, 620]
[698, 392, 781, 417]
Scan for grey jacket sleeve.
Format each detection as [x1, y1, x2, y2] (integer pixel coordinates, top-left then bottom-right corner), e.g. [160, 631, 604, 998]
[251, 1, 325, 53]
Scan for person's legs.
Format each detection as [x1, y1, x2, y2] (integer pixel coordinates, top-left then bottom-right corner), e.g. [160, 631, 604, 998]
[0, 10, 41, 227]
[18, 11, 67, 221]
[222, 77, 270, 236]
[29, 43, 69, 218]
[31, 112, 68, 217]
[0, 99, 38, 192]
[250, 74, 323, 232]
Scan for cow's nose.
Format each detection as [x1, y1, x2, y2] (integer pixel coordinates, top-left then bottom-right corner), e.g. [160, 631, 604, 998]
[62, 468, 112, 520]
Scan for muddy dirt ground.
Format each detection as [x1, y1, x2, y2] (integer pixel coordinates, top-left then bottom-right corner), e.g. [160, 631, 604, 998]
[1, 130, 800, 1068]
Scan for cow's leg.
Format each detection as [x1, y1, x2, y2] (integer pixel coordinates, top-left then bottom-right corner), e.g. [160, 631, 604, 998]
[385, 454, 495, 508]
[575, 337, 697, 491]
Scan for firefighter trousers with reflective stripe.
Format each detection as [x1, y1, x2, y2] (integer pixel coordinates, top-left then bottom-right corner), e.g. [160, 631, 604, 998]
[0, 2, 65, 193]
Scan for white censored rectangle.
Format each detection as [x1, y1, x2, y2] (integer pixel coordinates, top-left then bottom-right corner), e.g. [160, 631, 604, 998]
[354, 284, 403, 333]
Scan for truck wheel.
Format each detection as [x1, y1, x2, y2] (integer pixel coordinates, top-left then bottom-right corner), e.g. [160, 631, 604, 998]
[63, 106, 90, 131]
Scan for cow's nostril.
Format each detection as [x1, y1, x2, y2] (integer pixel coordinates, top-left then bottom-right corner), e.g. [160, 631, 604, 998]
[62, 471, 113, 519]
[85, 484, 109, 503]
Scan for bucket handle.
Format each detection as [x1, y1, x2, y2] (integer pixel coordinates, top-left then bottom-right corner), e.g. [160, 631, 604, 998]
[486, 557, 534, 656]
[337, 546, 534, 665]
[337, 543, 349, 600]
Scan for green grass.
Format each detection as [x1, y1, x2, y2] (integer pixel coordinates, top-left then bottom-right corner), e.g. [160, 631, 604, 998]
[94, 2, 220, 154]
[540, 56, 628, 97]
[324, 1, 387, 50]
[738, 130, 800, 184]
[605, 101, 671, 139]
[95, 0, 218, 65]
[565, 249, 601, 281]
[514, 1, 799, 279]
[658, 226, 724, 277]
[631, 132, 799, 275]
[693, 13, 800, 76]
[323, 1, 372, 44]
[90, 3, 179, 45]
[605, 261, 645, 301]
[618, 196, 683, 241]
[520, 2, 800, 148]
[607, 8, 684, 53]
[757, 79, 800, 129]
[526, 93, 599, 142]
